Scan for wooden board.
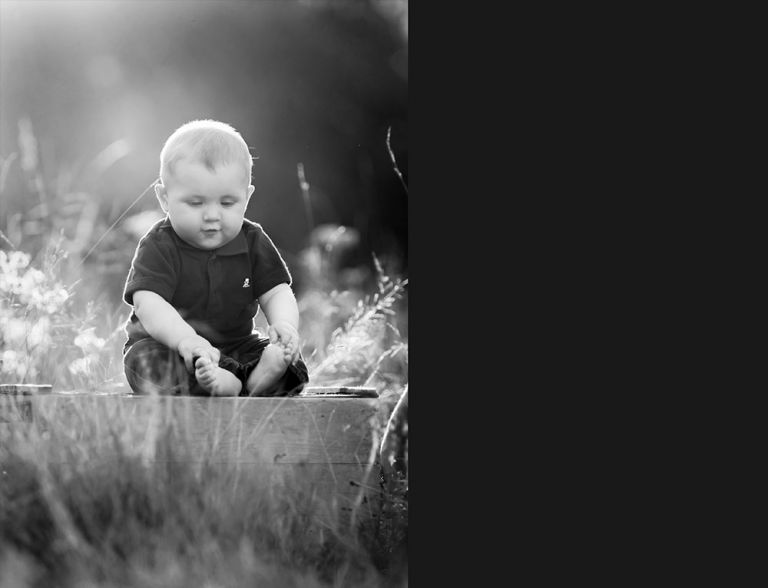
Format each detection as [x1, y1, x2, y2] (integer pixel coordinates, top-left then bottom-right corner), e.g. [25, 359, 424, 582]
[300, 386, 378, 398]
[0, 384, 375, 397]
[1, 393, 384, 523]
[29, 395, 379, 464]
[0, 384, 52, 395]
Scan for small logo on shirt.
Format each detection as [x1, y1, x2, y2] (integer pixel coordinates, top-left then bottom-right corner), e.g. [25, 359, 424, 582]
[242, 278, 250, 288]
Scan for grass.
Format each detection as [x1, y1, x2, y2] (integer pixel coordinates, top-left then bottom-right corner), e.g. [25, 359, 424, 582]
[2, 392, 406, 587]
[0, 123, 409, 586]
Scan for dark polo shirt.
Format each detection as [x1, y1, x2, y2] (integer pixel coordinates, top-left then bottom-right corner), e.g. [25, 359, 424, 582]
[123, 217, 291, 348]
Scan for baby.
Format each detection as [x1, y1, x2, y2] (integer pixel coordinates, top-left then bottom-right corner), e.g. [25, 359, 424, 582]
[122, 119, 308, 396]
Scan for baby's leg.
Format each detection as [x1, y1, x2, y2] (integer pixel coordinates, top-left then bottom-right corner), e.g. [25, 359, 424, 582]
[194, 357, 242, 396]
[245, 343, 290, 397]
[124, 337, 190, 395]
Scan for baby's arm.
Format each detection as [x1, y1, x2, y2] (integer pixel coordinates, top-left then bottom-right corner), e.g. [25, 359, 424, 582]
[258, 283, 300, 363]
[133, 290, 219, 372]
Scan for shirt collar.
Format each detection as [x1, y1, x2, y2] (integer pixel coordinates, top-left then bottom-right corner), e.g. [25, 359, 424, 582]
[216, 229, 248, 255]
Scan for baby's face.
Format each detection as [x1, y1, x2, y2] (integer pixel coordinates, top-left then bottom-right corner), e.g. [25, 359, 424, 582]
[157, 159, 254, 250]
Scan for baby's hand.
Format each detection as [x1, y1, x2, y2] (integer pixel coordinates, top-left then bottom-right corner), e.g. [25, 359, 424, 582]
[177, 335, 220, 373]
[268, 322, 300, 364]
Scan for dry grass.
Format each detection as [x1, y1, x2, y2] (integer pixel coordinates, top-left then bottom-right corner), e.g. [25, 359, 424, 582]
[1, 392, 406, 587]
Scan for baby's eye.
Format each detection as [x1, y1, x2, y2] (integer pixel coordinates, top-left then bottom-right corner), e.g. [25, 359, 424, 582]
[221, 201, 236, 207]
[187, 201, 203, 207]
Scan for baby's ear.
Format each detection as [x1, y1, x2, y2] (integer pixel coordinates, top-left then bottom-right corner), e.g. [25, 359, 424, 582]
[154, 182, 169, 212]
[246, 184, 255, 203]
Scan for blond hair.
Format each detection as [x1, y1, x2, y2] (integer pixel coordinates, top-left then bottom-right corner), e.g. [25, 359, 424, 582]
[159, 119, 252, 186]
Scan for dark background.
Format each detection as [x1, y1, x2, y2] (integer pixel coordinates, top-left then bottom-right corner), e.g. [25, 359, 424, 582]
[0, 0, 407, 301]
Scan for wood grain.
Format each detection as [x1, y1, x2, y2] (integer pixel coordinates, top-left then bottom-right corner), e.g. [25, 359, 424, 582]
[3, 394, 384, 518]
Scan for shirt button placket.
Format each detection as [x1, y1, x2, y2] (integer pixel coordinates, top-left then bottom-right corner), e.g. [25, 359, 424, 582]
[207, 253, 218, 316]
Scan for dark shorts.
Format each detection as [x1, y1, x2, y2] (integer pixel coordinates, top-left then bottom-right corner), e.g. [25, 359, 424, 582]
[123, 333, 309, 397]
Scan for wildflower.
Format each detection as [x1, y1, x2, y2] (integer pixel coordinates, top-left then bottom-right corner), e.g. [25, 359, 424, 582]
[0, 250, 30, 274]
[3, 318, 27, 346]
[27, 317, 51, 349]
[29, 286, 69, 313]
[0, 349, 27, 380]
[74, 327, 106, 353]
[68, 357, 90, 376]
[0, 349, 15, 366]
[19, 267, 47, 301]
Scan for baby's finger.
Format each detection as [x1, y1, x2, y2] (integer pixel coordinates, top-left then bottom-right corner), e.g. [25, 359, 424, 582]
[182, 351, 194, 373]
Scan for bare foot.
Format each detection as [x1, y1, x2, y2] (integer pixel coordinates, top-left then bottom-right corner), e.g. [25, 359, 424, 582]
[245, 343, 290, 396]
[194, 357, 241, 396]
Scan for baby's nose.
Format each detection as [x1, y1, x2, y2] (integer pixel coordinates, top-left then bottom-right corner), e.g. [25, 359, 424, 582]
[203, 205, 221, 220]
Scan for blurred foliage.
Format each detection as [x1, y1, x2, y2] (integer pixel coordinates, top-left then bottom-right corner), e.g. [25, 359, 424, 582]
[0, 245, 130, 391]
[0, 0, 408, 301]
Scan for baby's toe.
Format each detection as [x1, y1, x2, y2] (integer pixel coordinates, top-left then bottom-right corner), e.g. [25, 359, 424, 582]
[195, 363, 213, 382]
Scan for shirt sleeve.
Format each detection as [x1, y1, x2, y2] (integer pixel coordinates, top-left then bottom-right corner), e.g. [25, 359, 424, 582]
[123, 232, 178, 306]
[250, 225, 292, 298]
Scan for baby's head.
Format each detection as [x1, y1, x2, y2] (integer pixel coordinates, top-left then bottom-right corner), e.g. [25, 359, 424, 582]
[154, 120, 256, 250]
[158, 119, 253, 188]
